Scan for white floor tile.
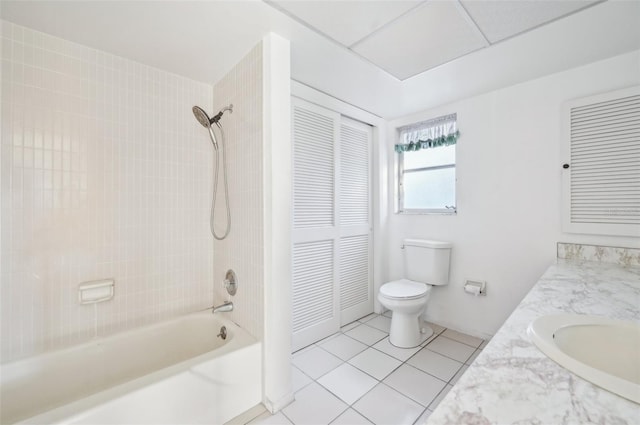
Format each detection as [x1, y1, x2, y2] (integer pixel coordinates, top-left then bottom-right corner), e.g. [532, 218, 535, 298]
[358, 313, 378, 323]
[413, 408, 432, 425]
[450, 364, 468, 385]
[318, 363, 378, 405]
[286, 324, 478, 425]
[348, 347, 402, 380]
[365, 315, 392, 332]
[345, 324, 387, 346]
[383, 364, 447, 407]
[292, 344, 317, 356]
[340, 321, 360, 332]
[292, 346, 343, 380]
[283, 382, 347, 425]
[428, 384, 453, 410]
[420, 331, 439, 347]
[417, 328, 436, 345]
[250, 411, 293, 425]
[353, 383, 423, 425]
[331, 408, 372, 425]
[442, 329, 483, 348]
[316, 332, 341, 345]
[372, 337, 421, 362]
[320, 334, 368, 361]
[426, 336, 476, 363]
[425, 321, 445, 335]
[466, 348, 482, 365]
[407, 347, 463, 382]
[292, 365, 313, 392]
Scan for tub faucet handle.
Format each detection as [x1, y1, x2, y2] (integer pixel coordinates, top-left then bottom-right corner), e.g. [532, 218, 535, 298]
[224, 269, 237, 296]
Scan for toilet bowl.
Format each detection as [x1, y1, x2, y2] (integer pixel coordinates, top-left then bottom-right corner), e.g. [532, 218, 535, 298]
[378, 279, 433, 348]
[378, 239, 452, 348]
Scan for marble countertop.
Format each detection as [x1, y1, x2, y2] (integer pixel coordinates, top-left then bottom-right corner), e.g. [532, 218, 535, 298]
[428, 260, 640, 424]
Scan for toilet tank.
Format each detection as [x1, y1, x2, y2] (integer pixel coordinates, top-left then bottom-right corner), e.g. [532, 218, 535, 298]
[403, 239, 452, 286]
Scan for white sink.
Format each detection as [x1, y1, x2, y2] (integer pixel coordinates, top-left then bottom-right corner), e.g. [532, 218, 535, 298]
[528, 314, 640, 404]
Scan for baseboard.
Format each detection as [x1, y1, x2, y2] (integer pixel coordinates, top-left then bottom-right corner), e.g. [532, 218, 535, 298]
[422, 314, 494, 341]
[263, 391, 295, 414]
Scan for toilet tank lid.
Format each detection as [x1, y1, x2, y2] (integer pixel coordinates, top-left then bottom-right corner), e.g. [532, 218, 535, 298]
[404, 239, 452, 249]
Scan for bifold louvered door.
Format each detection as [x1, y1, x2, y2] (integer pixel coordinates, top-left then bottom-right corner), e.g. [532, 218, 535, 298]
[292, 99, 372, 352]
[562, 86, 640, 236]
[339, 118, 373, 325]
[292, 99, 340, 351]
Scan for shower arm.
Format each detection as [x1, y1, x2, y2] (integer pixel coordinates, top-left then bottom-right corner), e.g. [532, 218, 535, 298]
[211, 105, 234, 125]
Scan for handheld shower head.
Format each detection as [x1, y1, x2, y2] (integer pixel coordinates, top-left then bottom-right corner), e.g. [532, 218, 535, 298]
[191, 104, 233, 240]
[192, 105, 233, 128]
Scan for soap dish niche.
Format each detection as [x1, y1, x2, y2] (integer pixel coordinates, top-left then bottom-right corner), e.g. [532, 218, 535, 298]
[79, 279, 115, 304]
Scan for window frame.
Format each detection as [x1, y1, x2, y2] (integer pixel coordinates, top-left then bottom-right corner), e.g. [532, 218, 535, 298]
[396, 135, 457, 215]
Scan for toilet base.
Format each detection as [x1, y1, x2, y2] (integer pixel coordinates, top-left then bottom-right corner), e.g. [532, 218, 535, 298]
[389, 314, 434, 348]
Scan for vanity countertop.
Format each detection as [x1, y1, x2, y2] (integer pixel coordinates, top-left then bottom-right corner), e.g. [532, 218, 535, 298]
[427, 260, 640, 424]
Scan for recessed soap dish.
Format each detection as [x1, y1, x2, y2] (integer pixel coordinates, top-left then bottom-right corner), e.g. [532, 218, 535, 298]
[79, 279, 115, 304]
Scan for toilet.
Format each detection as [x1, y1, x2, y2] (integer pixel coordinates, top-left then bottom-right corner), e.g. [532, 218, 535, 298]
[378, 239, 452, 348]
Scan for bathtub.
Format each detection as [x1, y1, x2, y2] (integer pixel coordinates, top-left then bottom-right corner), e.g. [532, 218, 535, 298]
[0, 311, 262, 424]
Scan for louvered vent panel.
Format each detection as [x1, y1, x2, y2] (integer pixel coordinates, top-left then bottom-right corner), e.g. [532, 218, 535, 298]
[293, 107, 334, 229]
[570, 94, 640, 225]
[292, 240, 334, 333]
[339, 235, 370, 310]
[340, 124, 369, 226]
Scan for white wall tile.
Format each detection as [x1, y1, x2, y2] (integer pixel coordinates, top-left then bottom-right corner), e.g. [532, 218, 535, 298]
[1, 21, 215, 361]
[211, 43, 264, 340]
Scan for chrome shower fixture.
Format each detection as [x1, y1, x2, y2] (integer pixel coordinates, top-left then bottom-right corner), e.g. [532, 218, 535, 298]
[192, 103, 233, 240]
[192, 104, 233, 128]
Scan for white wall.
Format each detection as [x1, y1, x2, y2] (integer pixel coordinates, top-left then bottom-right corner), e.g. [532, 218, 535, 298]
[384, 50, 640, 339]
[262, 33, 293, 412]
[0, 21, 215, 361]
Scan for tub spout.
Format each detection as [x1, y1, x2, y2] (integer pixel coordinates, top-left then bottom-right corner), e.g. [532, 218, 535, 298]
[212, 301, 233, 314]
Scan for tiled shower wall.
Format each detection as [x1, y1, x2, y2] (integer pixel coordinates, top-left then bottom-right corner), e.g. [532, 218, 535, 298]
[211, 44, 264, 340]
[1, 21, 215, 361]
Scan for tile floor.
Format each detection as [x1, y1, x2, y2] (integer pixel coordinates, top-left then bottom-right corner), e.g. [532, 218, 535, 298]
[238, 313, 486, 425]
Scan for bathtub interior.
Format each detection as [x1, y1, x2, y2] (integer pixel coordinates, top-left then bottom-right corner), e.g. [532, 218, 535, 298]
[1, 311, 261, 424]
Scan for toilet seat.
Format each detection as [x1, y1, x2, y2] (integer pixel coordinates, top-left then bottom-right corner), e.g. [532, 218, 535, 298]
[380, 279, 430, 300]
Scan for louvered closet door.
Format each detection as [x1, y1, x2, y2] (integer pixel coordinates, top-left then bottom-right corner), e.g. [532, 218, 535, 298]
[291, 99, 374, 351]
[292, 98, 341, 351]
[562, 86, 640, 236]
[339, 118, 373, 325]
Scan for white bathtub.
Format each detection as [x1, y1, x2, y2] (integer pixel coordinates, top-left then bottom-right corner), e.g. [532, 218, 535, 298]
[0, 311, 262, 424]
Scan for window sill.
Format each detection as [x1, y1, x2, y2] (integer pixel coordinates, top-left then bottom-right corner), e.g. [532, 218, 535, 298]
[397, 209, 457, 215]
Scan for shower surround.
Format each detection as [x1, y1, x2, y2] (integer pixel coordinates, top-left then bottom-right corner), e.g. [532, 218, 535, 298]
[0, 21, 215, 361]
[210, 44, 265, 340]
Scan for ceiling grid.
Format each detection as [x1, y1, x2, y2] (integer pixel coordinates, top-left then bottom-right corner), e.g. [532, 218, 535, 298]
[270, 0, 603, 80]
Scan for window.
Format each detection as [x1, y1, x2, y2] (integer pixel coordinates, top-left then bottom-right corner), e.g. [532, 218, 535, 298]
[396, 114, 458, 214]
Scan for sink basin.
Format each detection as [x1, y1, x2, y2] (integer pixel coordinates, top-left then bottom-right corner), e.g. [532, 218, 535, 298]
[528, 314, 640, 404]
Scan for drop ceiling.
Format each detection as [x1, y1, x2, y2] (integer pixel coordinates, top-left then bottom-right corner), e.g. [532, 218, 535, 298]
[1, 0, 639, 118]
[269, 0, 601, 80]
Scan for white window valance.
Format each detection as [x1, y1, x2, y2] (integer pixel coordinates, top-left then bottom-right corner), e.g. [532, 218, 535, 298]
[395, 113, 459, 153]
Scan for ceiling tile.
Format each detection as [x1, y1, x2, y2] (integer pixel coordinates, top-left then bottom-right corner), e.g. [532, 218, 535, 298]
[460, 0, 601, 43]
[270, 0, 423, 47]
[353, 1, 487, 80]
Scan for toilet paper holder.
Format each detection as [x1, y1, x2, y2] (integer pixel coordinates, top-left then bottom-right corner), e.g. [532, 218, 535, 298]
[464, 280, 486, 296]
